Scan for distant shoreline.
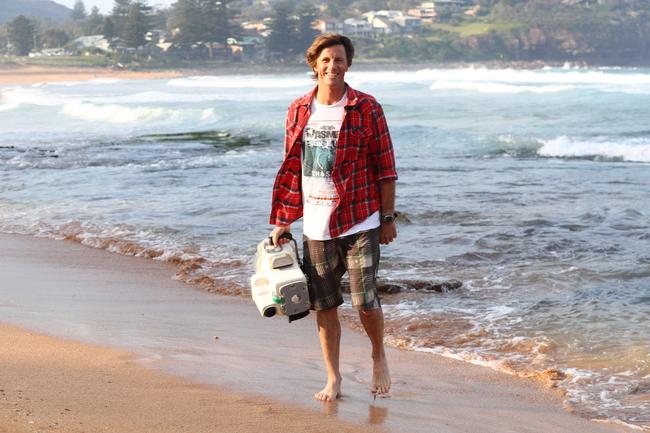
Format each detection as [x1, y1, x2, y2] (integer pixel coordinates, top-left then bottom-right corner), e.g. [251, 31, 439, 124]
[0, 62, 576, 85]
[0, 59, 644, 86]
[0, 65, 186, 85]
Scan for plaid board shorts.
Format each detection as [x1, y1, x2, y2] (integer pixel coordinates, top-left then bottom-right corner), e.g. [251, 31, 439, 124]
[302, 228, 381, 311]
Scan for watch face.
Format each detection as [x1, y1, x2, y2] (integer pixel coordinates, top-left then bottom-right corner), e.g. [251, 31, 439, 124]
[382, 214, 395, 223]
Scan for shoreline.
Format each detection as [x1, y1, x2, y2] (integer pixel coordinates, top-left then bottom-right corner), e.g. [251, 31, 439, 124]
[0, 64, 186, 85]
[0, 232, 635, 433]
[0, 59, 628, 86]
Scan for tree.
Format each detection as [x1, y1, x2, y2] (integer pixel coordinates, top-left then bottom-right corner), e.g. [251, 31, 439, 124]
[266, 0, 296, 56]
[171, 0, 203, 49]
[0, 26, 9, 53]
[294, 3, 319, 54]
[72, 0, 88, 20]
[121, 2, 151, 48]
[84, 6, 105, 35]
[324, 0, 353, 18]
[476, 0, 498, 16]
[7, 15, 35, 56]
[103, 17, 116, 39]
[42, 28, 70, 48]
[150, 9, 168, 31]
[200, 0, 238, 57]
[112, 0, 133, 36]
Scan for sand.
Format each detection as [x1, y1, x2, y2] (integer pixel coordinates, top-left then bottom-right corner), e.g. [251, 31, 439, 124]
[0, 233, 636, 433]
[0, 63, 305, 86]
[0, 323, 380, 433]
[0, 65, 185, 85]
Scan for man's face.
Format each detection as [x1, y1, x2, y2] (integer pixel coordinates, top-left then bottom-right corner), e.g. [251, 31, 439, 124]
[315, 44, 348, 89]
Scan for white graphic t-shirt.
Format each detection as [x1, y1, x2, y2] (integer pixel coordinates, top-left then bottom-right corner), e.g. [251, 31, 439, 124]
[302, 92, 379, 240]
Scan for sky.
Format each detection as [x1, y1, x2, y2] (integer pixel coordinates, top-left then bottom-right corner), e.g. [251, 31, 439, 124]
[52, 0, 177, 14]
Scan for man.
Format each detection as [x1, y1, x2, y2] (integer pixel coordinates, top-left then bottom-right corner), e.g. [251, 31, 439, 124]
[269, 34, 397, 402]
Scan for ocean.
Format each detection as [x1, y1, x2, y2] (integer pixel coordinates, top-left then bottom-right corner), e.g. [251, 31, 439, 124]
[1, 66, 648, 430]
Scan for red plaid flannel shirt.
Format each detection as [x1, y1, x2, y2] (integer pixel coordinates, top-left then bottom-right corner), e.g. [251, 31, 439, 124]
[270, 84, 397, 238]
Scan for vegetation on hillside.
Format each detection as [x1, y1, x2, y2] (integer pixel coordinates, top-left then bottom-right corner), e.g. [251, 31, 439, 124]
[0, 0, 71, 25]
[1, 0, 649, 66]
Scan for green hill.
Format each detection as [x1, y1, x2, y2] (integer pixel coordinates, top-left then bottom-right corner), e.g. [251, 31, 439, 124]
[0, 0, 72, 25]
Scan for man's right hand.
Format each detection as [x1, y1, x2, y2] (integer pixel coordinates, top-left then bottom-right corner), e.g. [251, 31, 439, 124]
[270, 225, 291, 246]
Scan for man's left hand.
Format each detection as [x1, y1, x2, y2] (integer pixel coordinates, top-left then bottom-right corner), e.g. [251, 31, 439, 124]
[379, 221, 397, 245]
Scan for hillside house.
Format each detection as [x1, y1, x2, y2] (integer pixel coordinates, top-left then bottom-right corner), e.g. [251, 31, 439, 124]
[72, 35, 112, 53]
[362, 10, 421, 36]
[314, 18, 340, 34]
[408, 2, 436, 22]
[342, 18, 372, 38]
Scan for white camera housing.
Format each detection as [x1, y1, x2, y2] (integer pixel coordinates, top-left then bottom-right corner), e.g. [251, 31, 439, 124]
[250, 238, 310, 322]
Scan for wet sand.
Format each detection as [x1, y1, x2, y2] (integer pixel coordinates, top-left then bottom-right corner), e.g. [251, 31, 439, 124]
[0, 233, 635, 433]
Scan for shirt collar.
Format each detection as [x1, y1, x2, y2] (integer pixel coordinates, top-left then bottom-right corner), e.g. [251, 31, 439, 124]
[298, 83, 361, 108]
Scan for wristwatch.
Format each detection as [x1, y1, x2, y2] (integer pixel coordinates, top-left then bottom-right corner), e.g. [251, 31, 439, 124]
[380, 213, 396, 223]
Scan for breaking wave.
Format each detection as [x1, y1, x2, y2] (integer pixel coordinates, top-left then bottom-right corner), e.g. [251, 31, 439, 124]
[430, 80, 574, 93]
[538, 136, 650, 162]
[168, 75, 312, 89]
[349, 67, 650, 94]
[414, 67, 650, 86]
[38, 78, 122, 87]
[62, 101, 181, 123]
[0, 87, 65, 108]
[0, 102, 19, 112]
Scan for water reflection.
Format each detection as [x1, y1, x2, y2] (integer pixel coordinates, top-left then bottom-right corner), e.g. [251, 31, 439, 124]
[368, 403, 388, 425]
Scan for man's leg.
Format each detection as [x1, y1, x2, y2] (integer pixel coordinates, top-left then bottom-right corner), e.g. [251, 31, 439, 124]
[315, 306, 342, 401]
[346, 228, 390, 396]
[303, 235, 346, 402]
[359, 307, 391, 396]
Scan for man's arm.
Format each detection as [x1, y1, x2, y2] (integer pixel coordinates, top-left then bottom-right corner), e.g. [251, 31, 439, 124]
[379, 180, 396, 245]
[270, 104, 297, 242]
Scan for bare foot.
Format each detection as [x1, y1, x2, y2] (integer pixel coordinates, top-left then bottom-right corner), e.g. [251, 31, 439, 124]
[371, 357, 391, 397]
[314, 377, 341, 402]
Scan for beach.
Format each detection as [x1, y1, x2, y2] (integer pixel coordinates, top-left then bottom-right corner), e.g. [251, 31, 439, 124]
[2, 65, 648, 431]
[0, 65, 189, 85]
[0, 233, 635, 433]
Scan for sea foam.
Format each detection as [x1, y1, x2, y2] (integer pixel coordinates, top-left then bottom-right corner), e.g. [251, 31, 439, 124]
[0, 102, 19, 112]
[41, 78, 122, 87]
[414, 67, 650, 86]
[349, 67, 650, 94]
[62, 101, 180, 123]
[0, 87, 65, 107]
[538, 136, 650, 162]
[430, 80, 573, 93]
[167, 75, 312, 89]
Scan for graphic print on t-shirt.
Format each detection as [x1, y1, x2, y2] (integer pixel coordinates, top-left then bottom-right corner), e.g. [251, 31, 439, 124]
[303, 124, 337, 179]
[302, 112, 343, 208]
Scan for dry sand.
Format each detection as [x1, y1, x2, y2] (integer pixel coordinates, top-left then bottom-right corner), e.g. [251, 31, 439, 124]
[0, 63, 304, 86]
[0, 233, 636, 433]
[0, 323, 378, 433]
[0, 65, 185, 85]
